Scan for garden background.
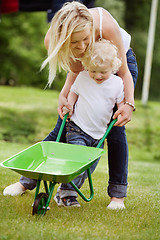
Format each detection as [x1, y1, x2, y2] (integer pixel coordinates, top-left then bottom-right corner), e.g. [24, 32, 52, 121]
[0, 0, 160, 239]
[0, 0, 160, 100]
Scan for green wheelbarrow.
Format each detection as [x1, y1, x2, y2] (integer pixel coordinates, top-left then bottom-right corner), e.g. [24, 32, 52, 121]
[1, 114, 117, 216]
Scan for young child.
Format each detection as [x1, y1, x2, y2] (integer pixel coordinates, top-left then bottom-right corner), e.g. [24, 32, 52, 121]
[55, 39, 125, 209]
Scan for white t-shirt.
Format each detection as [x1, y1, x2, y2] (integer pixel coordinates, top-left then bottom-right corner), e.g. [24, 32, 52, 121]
[106, 9, 131, 52]
[70, 71, 124, 139]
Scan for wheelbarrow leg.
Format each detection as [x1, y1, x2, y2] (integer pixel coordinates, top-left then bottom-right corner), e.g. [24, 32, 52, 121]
[43, 181, 56, 215]
[34, 180, 41, 201]
[70, 168, 94, 202]
[43, 180, 49, 195]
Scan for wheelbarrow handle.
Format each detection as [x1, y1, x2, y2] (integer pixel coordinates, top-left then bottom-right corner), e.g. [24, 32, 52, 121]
[96, 119, 117, 148]
[56, 114, 117, 146]
[56, 113, 69, 142]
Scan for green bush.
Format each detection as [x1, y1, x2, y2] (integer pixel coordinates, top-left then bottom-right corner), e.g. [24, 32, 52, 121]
[0, 12, 66, 90]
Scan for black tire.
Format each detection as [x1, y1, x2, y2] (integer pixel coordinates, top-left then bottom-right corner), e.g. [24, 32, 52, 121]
[32, 192, 48, 216]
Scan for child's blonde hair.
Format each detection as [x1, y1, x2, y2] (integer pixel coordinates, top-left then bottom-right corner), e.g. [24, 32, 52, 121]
[82, 39, 122, 73]
[41, 1, 95, 87]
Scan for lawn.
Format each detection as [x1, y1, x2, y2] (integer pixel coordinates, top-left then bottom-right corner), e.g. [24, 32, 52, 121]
[0, 86, 160, 240]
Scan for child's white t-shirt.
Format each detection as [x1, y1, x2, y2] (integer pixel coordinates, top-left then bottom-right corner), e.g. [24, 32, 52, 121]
[70, 71, 124, 139]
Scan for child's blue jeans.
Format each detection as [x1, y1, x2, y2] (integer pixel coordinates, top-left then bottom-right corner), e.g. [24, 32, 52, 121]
[59, 121, 103, 198]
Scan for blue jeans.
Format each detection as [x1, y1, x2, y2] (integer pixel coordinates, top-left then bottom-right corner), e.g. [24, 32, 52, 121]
[107, 48, 138, 197]
[20, 48, 138, 198]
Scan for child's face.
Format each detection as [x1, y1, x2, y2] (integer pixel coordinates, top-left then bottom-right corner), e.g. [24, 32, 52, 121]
[88, 63, 112, 84]
[70, 27, 91, 58]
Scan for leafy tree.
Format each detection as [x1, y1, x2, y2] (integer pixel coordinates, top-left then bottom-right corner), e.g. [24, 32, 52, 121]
[0, 12, 49, 88]
[124, 0, 160, 100]
[95, 0, 125, 27]
[0, 11, 66, 91]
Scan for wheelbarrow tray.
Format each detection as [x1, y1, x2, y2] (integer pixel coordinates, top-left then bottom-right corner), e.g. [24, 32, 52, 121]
[1, 141, 105, 183]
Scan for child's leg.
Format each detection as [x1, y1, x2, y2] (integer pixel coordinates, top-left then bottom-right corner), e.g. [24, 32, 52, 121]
[59, 158, 100, 196]
[56, 121, 101, 207]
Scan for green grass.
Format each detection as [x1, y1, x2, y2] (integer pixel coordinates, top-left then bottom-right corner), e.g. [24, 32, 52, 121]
[126, 101, 160, 162]
[0, 86, 160, 240]
[0, 86, 59, 143]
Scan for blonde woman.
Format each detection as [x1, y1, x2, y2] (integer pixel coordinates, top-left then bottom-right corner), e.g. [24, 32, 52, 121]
[3, 2, 138, 210]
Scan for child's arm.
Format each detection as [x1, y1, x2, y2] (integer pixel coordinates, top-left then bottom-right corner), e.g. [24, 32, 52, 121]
[62, 91, 78, 118]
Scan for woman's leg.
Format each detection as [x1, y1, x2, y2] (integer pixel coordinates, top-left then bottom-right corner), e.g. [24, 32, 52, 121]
[107, 119, 128, 198]
[107, 48, 138, 206]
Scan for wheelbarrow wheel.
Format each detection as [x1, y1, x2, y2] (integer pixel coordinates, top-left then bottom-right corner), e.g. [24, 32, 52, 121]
[32, 192, 48, 216]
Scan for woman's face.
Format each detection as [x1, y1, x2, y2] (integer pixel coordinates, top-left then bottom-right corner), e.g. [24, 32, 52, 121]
[70, 27, 91, 58]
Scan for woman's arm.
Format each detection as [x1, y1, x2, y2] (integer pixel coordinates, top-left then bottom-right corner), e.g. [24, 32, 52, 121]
[117, 99, 125, 109]
[44, 27, 79, 119]
[58, 72, 78, 119]
[102, 10, 135, 126]
[114, 52, 134, 126]
[116, 99, 125, 123]
[62, 91, 78, 118]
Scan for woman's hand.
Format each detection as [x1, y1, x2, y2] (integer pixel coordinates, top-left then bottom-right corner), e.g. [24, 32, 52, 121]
[62, 106, 73, 119]
[57, 93, 72, 119]
[113, 103, 134, 126]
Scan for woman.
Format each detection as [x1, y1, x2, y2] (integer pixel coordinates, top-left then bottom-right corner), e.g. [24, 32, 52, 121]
[3, 1, 138, 210]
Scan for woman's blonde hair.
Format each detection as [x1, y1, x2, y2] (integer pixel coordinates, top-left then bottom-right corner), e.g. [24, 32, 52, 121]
[82, 39, 122, 74]
[41, 1, 95, 87]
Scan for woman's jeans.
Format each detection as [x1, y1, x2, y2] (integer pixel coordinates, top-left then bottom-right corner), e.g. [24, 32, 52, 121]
[20, 48, 138, 198]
